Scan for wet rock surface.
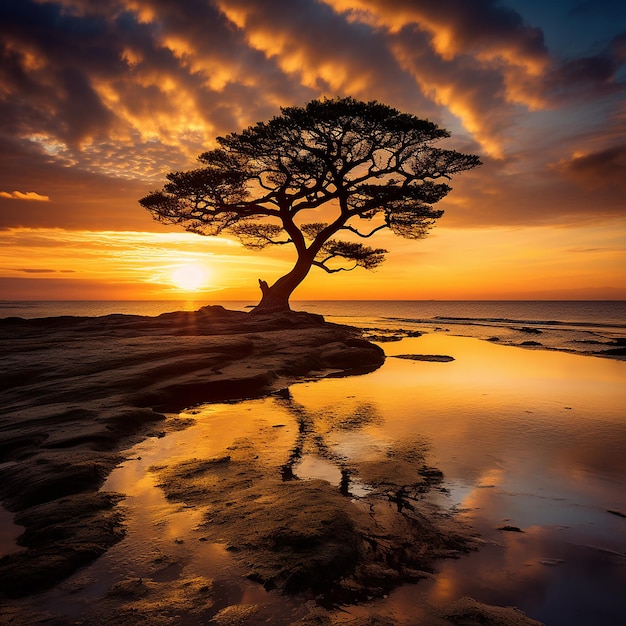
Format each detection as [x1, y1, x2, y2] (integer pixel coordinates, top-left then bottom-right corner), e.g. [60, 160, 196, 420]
[391, 354, 455, 362]
[0, 493, 125, 598]
[150, 396, 475, 607]
[0, 306, 384, 598]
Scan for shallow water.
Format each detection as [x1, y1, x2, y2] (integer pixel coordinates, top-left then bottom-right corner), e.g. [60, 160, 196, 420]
[7, 333, 626, 624]
[333, 335, 626, 624]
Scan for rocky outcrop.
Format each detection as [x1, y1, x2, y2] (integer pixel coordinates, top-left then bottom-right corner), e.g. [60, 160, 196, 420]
[0, 306, 385, 598]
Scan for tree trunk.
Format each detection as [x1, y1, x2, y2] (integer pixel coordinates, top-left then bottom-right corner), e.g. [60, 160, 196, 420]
[252, 254, 313, 314]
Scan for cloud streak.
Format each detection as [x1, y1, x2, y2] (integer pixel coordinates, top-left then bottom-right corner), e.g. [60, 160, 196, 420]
[0, 191, 50, 201]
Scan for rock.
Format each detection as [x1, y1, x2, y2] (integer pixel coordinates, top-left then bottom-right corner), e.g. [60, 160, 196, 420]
[599, 347, 626, 356]
[0, 308, 386, 598]
[320, 339, 385, 372]
[210, 604, 259, 625]
[538, 559, 565, 566]
[106, 578, 151, 599]
[0, 493, 125, 598]
[151, 435, 476, 605]
[440, 596, 545, 625]
[391, 354, 455, 362]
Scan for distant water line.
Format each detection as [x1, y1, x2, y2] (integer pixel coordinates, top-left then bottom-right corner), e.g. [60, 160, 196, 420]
[1, 299, 624, 325]
[1, 300, 624, 358]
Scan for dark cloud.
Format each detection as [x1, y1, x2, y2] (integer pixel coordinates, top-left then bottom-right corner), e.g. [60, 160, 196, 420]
[554, 144, 626, 191]
[570, 1, 626, 19]
[213, 0, 429, 110]
[439, 153, 626, 227]
[0, 276, 145, 299]
[15, 268, 57, 273]
[2, 267, 76, 273]
[0, 0, 123, 145]
[545, 31, 626, 102]
[323, 0, 550, 69]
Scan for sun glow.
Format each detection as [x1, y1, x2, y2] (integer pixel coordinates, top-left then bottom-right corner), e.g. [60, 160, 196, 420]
[170, 263, 210, 291]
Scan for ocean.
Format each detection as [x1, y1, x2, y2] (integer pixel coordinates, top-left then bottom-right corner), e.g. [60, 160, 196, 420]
[2, 299, 624, 326]
[2, 299, 624, 357]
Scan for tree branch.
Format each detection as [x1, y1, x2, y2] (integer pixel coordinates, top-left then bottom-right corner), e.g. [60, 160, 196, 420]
[312, 260, 358, 273]
[340, 223, 388, 238]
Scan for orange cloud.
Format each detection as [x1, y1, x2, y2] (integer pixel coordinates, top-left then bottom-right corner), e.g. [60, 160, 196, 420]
[214, 0, 421, 104]
[215, 0, 557, 157]
[322, 0, 550, 78]
[0, 191, 50, 201]
[389, 37, 508, 157]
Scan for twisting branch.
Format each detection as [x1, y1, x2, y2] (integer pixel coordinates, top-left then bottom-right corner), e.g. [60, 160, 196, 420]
[229, 223, 292, 249]
[312, 260, 358, 273]
[340, 224, 388, 238]
[313, 240, 387, 273]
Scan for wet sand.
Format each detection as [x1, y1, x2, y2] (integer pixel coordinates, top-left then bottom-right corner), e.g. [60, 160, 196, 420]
[0, 306, 596, 625]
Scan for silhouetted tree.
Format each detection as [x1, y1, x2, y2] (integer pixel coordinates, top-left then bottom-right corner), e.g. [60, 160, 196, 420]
[140, 97, 480, 312]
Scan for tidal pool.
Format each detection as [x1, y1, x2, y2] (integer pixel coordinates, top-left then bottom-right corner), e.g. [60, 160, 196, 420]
[318, 335, 626, 625]
[14, 333, 626, 625]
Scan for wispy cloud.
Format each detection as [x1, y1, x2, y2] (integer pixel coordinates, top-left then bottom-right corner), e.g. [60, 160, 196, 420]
[0, 227, 291, 297]
[0, 191, 50, 201]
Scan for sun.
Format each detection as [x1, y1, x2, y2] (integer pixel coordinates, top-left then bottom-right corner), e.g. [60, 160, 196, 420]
[170, 263, 209, 291]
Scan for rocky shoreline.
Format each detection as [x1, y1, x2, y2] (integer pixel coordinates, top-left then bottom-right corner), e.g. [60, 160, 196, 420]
[0, 306, 544, 625]
[0, 306, 384, 599]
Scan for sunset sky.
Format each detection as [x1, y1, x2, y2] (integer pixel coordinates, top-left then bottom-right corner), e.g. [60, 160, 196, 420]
[1, 0, 624, 302]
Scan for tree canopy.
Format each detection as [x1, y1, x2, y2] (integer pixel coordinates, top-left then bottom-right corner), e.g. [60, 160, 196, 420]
[140, 97, 481, 312]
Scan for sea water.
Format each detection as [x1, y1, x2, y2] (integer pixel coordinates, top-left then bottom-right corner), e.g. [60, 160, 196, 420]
[1, 299, 624, 328]
[2, 299, 624, 357]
